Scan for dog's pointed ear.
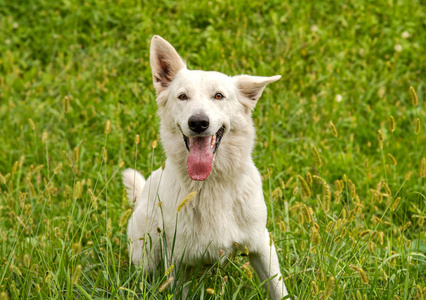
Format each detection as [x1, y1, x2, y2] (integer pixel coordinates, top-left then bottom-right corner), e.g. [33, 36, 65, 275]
[150, 35, 186, 94]
[234, 75, 281, 109]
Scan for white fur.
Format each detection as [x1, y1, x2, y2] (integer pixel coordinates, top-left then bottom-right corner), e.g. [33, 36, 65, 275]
[122, 168, 146, 205]
[125, 35, 288, 299]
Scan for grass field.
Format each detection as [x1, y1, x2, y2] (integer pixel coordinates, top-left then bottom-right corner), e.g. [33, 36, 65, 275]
[0, 0, 425, 299]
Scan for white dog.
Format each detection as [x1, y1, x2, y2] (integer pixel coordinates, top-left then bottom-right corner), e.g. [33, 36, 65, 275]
[124, 35, 288, 299]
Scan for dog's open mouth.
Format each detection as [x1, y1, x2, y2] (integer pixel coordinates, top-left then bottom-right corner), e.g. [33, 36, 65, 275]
[182, 126, 225, 181]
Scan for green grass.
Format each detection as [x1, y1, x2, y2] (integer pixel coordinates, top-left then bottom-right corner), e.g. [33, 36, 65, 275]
[0, 0, 425, 299]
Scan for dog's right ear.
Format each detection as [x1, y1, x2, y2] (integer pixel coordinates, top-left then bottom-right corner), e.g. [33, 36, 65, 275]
[150, 35, 186, 94]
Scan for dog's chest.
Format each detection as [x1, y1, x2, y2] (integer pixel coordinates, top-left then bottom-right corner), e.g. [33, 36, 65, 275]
[159, 163, 265, 265]
[169, 190, 261, 265]
[175, 214, 248, 265]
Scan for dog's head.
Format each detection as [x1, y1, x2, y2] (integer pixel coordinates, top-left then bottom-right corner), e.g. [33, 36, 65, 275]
[150, 35, 280, 181]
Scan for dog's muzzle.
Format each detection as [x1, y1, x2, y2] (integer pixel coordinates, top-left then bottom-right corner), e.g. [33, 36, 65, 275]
[182, 126, 225, 181]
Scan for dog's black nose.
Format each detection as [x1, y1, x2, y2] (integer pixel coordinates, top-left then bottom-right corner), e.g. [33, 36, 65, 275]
[188, 114, 209, 133]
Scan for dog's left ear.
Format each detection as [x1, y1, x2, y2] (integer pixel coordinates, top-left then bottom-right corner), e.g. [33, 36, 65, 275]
[150, 35, 186, 94]
[234, 75, 281, 109]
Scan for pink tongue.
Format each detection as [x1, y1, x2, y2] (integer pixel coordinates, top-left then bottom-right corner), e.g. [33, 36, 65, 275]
[187, 136, 213, 181]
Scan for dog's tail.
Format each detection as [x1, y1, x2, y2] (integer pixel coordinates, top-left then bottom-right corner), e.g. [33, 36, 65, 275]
[122, 168, 146, 206]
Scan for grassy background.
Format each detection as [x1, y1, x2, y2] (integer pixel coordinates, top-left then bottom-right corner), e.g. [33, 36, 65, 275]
[0, 0, 425, 299]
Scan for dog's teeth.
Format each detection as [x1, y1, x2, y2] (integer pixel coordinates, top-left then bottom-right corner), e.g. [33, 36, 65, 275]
[211, 135, 216, 149]
[189, 137, 193, 150]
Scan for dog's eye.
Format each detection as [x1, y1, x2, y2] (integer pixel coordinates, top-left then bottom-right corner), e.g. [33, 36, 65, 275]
[178, 94, 188, 100]
[214, 93, 224, 100]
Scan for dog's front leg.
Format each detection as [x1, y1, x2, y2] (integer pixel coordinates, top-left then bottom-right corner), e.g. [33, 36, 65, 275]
[250, 229, 289, 299]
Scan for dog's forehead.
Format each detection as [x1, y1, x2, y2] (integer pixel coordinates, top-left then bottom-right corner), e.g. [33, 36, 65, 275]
[176, 69, 233, 90]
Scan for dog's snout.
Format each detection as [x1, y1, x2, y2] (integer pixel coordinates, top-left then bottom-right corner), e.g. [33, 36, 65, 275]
[188, 114, 210, 133]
